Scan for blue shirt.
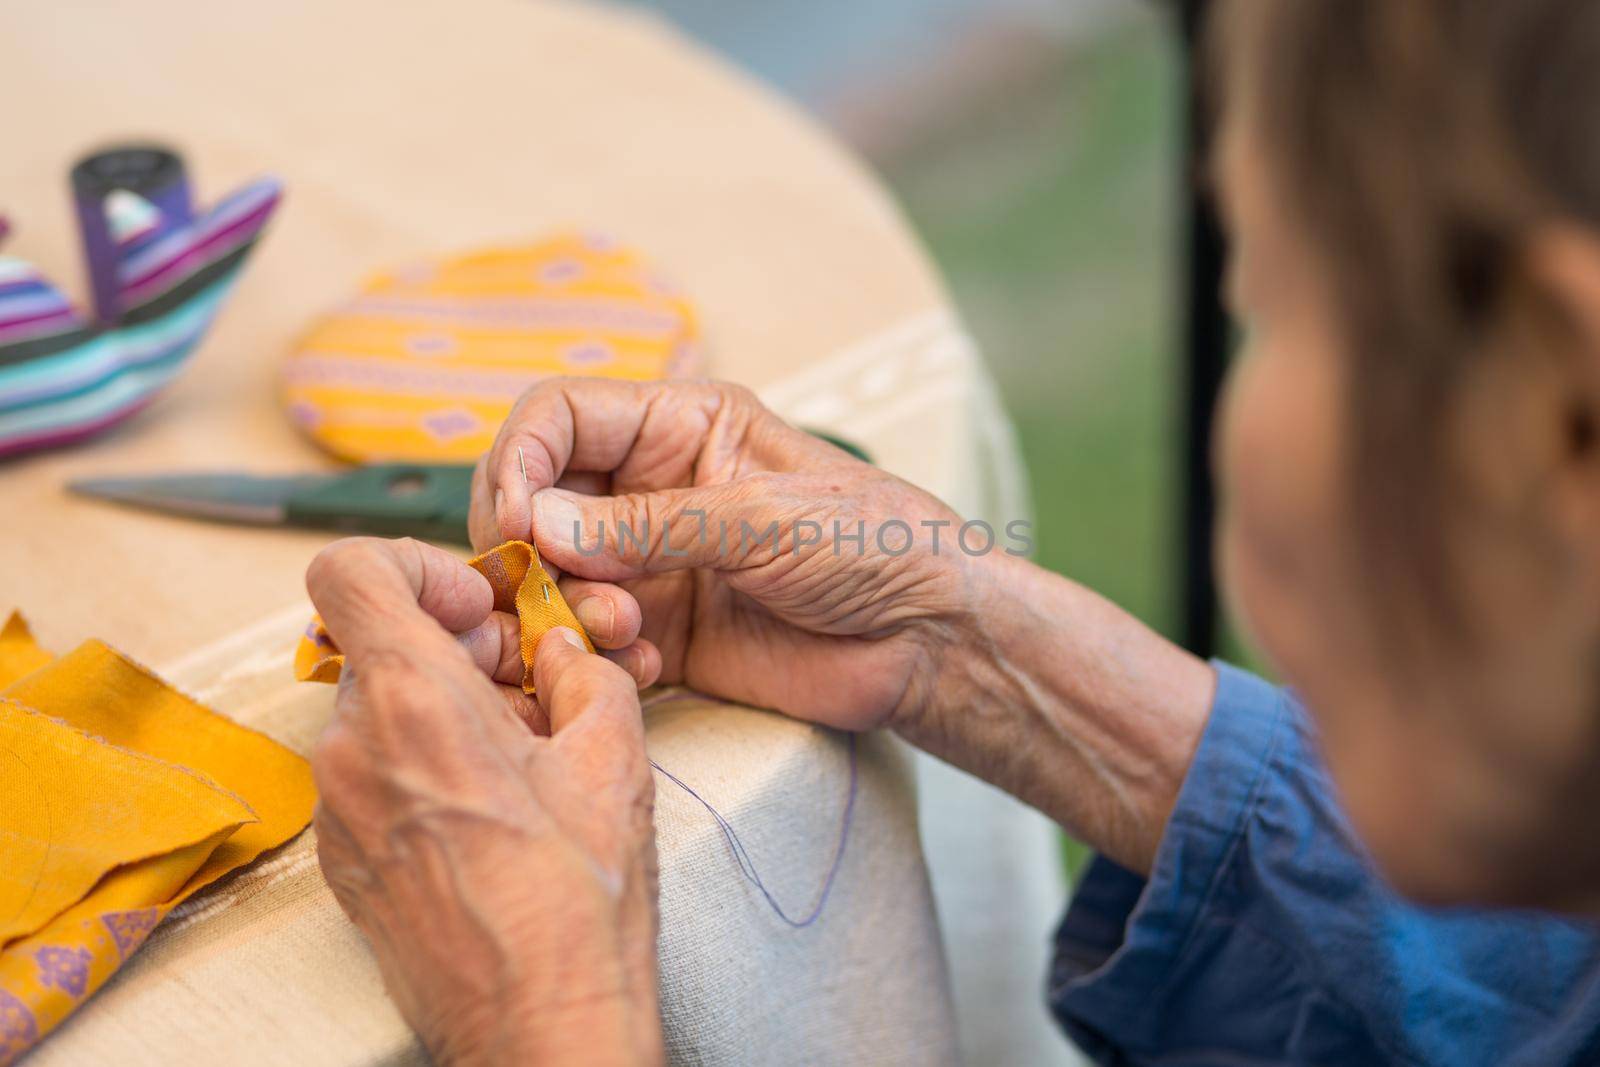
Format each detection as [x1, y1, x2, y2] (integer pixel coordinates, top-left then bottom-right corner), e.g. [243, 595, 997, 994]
[1048, 662, 1600, 1066]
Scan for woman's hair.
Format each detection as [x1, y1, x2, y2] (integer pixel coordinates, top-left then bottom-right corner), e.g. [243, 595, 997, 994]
[1213, 0, 1600, 639]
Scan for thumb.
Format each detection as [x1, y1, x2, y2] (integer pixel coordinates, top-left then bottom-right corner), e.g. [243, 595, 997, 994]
[532, 626, 643, 742]
[531, 481, 779, 581]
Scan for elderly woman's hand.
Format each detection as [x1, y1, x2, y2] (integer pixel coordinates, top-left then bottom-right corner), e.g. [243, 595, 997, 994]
[469, 379, 982, 733]
[472, 378, 1217, 876]
[305, 537, 663, 1066]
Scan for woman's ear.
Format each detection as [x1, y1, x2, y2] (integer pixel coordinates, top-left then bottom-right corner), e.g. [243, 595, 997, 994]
[1519, 228, 1600, 536]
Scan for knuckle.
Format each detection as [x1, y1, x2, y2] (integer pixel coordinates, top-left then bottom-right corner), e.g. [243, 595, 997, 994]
[357, 648, 422, 687]
[355, 655, 444, 730]
[311, 727, 363, 800]
[490, 613, 524, 676]
[737, 470, 787, 500]
[632, 777, 657, 823]
[549, 653, 632, 707]
[606, 494, 665, 561]
[305, 540, 355, 589]
[714, 380, 761, 412]
[390, 535, 425, 559]
[306, 538, 389, 594]
[518, 377, 563, 406]
[609, 492, 652, 532]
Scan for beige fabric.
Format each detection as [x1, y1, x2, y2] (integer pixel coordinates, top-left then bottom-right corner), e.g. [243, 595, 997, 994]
[1, 0, 1067, 1063]
[23, 615, 955, 1066]
[761, 313, 1075, 1067]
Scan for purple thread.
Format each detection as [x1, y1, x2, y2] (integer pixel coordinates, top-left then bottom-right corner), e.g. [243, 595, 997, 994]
[650, 732, 858, 929]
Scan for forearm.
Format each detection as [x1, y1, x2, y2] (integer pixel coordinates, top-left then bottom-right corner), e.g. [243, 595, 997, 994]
[894, 553, 1216, 874]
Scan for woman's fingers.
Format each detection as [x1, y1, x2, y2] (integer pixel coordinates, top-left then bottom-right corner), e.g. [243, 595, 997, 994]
[532, 627, 647, 742]
[494, 682, 550, 736]
[456, 611, 525, 685]
[481, 379, 702, 547]
[555, 470, 611, 496]
[559, 573, 663, 682]
[467, 455, 498, 556]
[557, 577, 641, 649]
[603, 639, 663, 689]
[458, 605, 659, 690]
[478, 378, 836, 550]
[528, 477, 795, 582]
[307, 537, 494, 662]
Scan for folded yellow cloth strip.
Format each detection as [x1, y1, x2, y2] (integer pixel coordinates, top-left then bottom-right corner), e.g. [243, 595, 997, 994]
[0, 614, 315, 1066]
[295, 540, 592, 692]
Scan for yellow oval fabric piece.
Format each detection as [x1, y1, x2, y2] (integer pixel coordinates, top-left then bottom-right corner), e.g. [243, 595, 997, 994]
[281, 232, 703, 463]
[295, 540, 593, 694]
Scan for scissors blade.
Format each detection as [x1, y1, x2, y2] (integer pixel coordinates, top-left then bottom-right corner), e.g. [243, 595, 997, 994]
[68, 472, 338, 526]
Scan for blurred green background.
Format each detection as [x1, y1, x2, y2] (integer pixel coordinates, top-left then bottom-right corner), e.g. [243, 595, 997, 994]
[629, 1, 1187, 878]
[883, 19, 1181, 880]
[885, 20, 1181, 635]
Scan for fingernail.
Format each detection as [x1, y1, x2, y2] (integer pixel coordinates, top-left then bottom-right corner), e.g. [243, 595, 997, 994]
[534, 489, 581, 549]
[623, 645, 647, 681]
[553, 626, 586, 649]
[573, 597, 613, 641]
[494, 488, 506, 532]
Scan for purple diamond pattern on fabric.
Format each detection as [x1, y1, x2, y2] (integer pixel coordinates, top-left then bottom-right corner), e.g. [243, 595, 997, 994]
[33, 945, 91, 998]
[0, 989, 39, 1063]
[405, 332, 458, 357]
[539, 258, 583, 283]
[287, 400, 323, 428]
[565, 341, 614, 367]
[421, 408, 481, 441]
[102, 907, 162, 959]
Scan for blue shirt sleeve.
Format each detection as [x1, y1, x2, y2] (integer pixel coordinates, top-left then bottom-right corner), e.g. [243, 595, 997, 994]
[1047, 661, 1600, 1067]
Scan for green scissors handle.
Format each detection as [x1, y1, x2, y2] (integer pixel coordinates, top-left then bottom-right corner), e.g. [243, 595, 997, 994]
[285, 464, 477, 545]
[283, 431, 870, 547]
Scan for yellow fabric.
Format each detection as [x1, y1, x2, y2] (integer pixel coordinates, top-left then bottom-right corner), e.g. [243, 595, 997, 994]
[5, 642, 317, 894]
[295, 540, 593, 694]
[0, 616, 315, 1065]
[0, 701, 252, 946]
[0, 614, 52, 688]
[281, 232, 702, 464]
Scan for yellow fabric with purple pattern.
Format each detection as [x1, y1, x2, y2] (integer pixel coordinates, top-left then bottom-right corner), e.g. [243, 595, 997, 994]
[0, 613, 314, 1066]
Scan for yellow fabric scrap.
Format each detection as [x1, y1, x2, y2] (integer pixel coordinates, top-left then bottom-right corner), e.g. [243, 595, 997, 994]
[0, 613, 315, 1066]
[0, 613, 53, 688]
[295, 540, 592, 693]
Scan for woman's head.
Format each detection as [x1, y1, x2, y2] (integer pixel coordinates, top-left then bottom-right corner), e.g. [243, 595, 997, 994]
[1213, 0, 1600, 910]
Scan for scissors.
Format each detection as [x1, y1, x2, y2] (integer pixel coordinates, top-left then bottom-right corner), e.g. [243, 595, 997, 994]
[68, 433, 872, 546]
[70, 463, 479, 545]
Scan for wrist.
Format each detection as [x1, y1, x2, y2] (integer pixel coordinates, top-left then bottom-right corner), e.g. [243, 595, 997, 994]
[423, 884, 664, 1067]
[888, 546, 1217, 871]
[436, 988, 663, 1067]
[887, 547, 1024, 741]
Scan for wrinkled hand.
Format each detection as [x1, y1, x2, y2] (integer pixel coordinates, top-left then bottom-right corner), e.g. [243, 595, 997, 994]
[305, 537, 663, 1066]
[469, 379, 983, 731]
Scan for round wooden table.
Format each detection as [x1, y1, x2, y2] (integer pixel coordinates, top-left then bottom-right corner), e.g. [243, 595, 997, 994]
[1, 2, 1067, 1062]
